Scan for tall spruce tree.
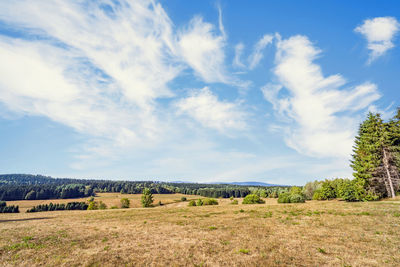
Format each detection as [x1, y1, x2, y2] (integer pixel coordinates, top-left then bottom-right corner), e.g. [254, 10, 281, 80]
[351, 111, 400, 198]
[351, 112, 384, 183]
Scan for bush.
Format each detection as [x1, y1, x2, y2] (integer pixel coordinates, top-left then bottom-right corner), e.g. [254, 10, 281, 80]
[303, 181, 321, 200]
[289, 194, 305, 203]
[181, 197, 187, 202]
[188, 200, 196, 206]
[203, 198, 218, 205]
[196, 199, 203, 206]
[230, 199, 238, 205]
[277, 192, 291, 203]
[87, 201, 98, 210]
[99, 201, 107, 210]
[242, 194, 265, 204]
[120, 198, 130, 208]
[312, 180, 336, 200]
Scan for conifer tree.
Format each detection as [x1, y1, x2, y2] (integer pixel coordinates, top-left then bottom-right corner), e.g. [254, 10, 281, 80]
[351, 112, 384, 183]
[351, 111, 400, 198]
[141, 188, 153, 207]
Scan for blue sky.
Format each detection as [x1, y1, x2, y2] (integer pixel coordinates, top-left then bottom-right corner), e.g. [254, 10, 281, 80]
[0, 1, 399, 185]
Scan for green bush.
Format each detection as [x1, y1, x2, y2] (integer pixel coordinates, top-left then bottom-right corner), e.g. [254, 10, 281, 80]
[302, 181, 321, 200]
[312, 180, 336, 200]
[277, 192, 291, 203]
[196, 199, 203, 206]
[203, 198, 218, 205]
[87, 200, 98, 210]
[242, 194, 265, 204]
[181, 197, 187, 202]
[289, 193, 305, 203]
[188, 200, 196, 206]
[230, 199, 238, 205]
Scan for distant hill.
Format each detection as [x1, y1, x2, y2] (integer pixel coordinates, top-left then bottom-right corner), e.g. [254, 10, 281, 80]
[227, 181, 287, 187]
[170, 180, 288, 187]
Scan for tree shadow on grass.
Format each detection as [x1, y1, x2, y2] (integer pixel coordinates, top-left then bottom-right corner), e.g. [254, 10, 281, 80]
[0, 217, 51, 223]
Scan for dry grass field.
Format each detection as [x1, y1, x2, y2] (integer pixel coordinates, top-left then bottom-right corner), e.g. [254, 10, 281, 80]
[5, 193, 200, 213]
[1, 194, 400, 266]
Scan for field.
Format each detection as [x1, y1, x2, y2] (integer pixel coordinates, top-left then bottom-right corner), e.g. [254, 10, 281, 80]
[1, 194, 400, 266]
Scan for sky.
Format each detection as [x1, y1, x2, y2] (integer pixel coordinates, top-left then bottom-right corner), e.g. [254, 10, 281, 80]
[0, 0, 399, 185]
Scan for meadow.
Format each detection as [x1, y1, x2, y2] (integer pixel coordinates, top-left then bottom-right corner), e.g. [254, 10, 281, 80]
[1, 194, 400, 266]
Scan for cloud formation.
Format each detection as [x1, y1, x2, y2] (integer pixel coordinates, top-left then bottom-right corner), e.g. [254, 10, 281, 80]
[262, 35, 381, 158]
[0, 0, 245, 159]
[175, 87, 247, 133]
[248, 34, 274, 69]
[355, 17, 399, 63]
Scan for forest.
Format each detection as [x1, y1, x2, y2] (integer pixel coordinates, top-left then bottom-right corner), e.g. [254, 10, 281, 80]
[0, 174, 288, 201]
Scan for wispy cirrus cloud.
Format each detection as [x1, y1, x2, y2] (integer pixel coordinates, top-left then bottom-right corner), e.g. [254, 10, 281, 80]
[355, 16, 400, 63]
[0, 0, 247, 164]
[248, 34, 274, 69]
[262, 35, 381, 158]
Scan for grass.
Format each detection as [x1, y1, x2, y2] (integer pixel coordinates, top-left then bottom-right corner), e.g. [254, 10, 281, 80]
[1, 195, 400, 266]
[5, 193, 201, 212]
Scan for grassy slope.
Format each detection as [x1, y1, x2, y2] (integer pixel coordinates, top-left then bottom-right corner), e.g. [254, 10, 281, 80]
[1, 195, 400, 266]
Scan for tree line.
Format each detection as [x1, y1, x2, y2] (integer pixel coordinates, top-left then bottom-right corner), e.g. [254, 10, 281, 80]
[0, 174, 289, 201]
[0, 201, 19, 213]
[27, 202, 88, 212]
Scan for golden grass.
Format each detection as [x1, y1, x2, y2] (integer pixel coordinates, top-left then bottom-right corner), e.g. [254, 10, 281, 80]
[1, 195, 400, 266]
[6, 193, 201, 212]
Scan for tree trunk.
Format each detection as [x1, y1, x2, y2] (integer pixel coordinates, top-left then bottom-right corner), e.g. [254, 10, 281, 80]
[383, 148, 396, 198]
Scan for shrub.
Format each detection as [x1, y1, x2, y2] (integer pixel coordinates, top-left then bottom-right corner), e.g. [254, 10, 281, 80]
[141, 188, 153, 207]
[181, 197, 187, 202]
[120, 198, 130, 208]
[196, 199, 203, 206]
[312, 180, 336, 200]
[203, 198, 218, 205]
[277, 192, 291, 203]
[231, 199, 238, 205]
[230, 196, 234, 201]
[87, 201, 98, 210]
[242, 194, 265, 204]
[188, 200, 196, 206]
[289, 194, 305, 203]
[337, 179, 358, 201]
[99, 201, 107, 210]
[303, 181, 321, 200]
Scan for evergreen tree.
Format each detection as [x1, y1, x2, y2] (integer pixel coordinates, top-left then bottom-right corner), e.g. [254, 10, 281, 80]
[141, 188, 153, 207]
[351, 111, 400, 198]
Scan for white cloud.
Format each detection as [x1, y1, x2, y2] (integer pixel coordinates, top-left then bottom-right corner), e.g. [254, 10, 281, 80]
[355, 17, 400, 63]
[262, 35, 381, 158]
[175, 87, 247, 133]
[248, 34, 274, 69]
[178, 16, 229, 84]
[233, 43, 245, 68]
[0, 0, 247, 164]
